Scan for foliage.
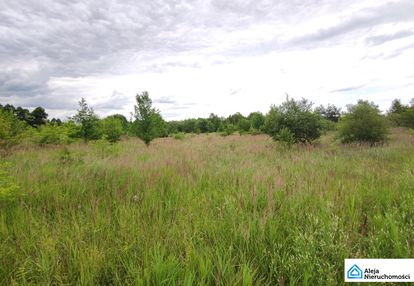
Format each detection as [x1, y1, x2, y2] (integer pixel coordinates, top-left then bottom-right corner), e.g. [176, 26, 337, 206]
[399, 107, 414, 129]
[100, 117, 124, 143]
[0, 104, 48, 127]
[319, 118, 337, 132]
[30, 107, 48, 127]
[106, 114, 129, 132]
[274, 127, 295, 147]
[387, 99, 414, 129]
[208, 113, 222, 132]
[0, 109, 28, 152]
[238, 118, 251, 133]
[389, 99, 406, 114]
[196, 118, 209, 133]
[33, 124, 72, 145]
[227, 112, 244, 126]
[220, 123, 235, 136]
[264, 96, 323, 144]
[248, 111, 265, 131]
[71, 98, 101, 142]
[315, 104, 341, 122]
[338, 100, 389, 144]
[172, 132, 186, 140]
[132, 91, 166, 146]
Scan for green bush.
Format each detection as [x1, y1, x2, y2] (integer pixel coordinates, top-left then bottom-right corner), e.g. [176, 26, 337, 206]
[101, 117, 124, 143]
[172, 132, 185, 140]
[400, 108, 414, 129]
[71, 98, 101, 142]
[338, 100, 389, 145]
[248, 128, 262, 135]
[320, 118, 337, 132]
[238, 118, 251, 132]
[34, 124, 72, 145]
[0, 109, 28, 153]
[275, 127, 295, 147]
[264, 97, 323, 144]
[219, 124, 235, 136]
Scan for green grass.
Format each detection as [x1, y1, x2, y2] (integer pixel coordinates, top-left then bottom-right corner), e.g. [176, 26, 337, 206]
[1, 129, 413, 285]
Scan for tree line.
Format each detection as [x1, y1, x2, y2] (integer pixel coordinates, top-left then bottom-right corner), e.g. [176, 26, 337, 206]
[1, 92, 413, 152]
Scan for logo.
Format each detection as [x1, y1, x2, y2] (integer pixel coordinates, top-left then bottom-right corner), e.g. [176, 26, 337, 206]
[347, 264, 363, 279]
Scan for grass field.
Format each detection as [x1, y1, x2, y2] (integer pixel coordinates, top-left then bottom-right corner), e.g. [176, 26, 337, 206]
[1, 129, 414, 285]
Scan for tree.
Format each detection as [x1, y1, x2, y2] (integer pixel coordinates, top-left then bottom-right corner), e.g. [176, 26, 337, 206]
[132, 91, 165, 146]
[0, 109, 28, 152]
[227, 112, 244, 126]
[49, 118, 62, 125]
[106, 114, 129, 132]
[208, 113, 222, 132]
[182, 119, 197, 133]
[388, 99, 406, 114]
[248, 111, 265, 131]
[238, 118, 251, 133]
[196, 118, 209, 133]
[34, 124, 71, 145]
[71, 98, 100, 142]
[101, 117, 124, 143]
[338, 100, 389, 145]
[15, 107, 33, 124]
[315, 104, 341, 122]
[30, 107, 48, 127]
[388, 99, 409, 127]
[264, 96, 323, 144]
[399, 107, 414, 129]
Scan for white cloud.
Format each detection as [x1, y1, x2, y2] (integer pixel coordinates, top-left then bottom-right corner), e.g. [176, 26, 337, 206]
[1, 0, 413, 119]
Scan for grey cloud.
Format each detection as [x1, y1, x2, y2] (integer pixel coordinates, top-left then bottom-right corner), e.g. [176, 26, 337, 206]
[366, 30, 414, 46]
[229, 88, 242, 95]
[94, 91, 131, 110]
[290, 1, 414, 46]
[330, 85, 365, 93]
[154, 97, 177, 104]
[383, 43, 414, 59]
[1, 0, 413, 117]
[2, 93, 77, 110]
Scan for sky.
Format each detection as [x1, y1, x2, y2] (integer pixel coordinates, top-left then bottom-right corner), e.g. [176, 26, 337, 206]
[1, 0, 413, 120]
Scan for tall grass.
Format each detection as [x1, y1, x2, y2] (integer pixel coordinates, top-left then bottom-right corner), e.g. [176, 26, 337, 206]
[1, 129, 413, 285]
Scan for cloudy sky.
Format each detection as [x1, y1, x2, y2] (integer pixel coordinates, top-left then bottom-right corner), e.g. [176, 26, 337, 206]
[1, 0, 413, 120]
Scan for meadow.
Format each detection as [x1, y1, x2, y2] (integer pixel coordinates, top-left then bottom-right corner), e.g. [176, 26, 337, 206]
[1, 129, 413, 285]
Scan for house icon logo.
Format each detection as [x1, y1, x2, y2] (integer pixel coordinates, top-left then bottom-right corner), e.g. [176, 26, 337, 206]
[347, 264, 363, 279]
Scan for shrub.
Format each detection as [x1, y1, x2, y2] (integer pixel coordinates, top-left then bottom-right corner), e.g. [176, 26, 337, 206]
[248, 111, 265, 130]
[0, 109, 28, 153]
[34, 124, 72, 145]
[264, 97, 323, 144]
[71, 98, 101, 142]
[319, 118, 337, 132]
[275, 127, 295, 147]
[220, 124, 235, 136]
[400, 108, 414, 129]
[172, 132, 185, 140]
[132, 91, 166, 146]
[338, 100, 389, 145]
[248, 128, 262, 135]
[238, 118, 251, 133]
[101, 117, 124, 143]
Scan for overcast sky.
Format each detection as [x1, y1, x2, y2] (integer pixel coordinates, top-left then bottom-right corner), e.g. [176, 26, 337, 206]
[1, 0, 413, 120]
